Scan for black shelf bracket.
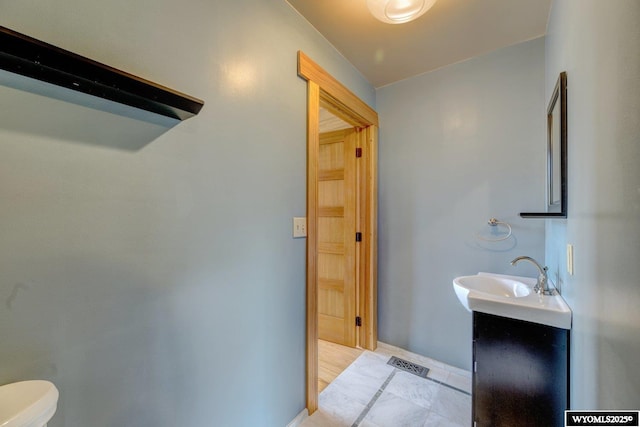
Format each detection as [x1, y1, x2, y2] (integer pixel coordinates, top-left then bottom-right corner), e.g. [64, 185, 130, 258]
[0, 26, 204, 120]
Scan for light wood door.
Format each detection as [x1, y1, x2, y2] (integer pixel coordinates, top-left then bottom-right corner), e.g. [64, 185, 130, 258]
[317, 129, 357, 347]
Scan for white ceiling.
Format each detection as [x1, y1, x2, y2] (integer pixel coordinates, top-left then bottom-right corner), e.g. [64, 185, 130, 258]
[286, 0, 551, 88]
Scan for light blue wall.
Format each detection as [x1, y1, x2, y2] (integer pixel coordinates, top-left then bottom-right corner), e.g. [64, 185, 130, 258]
[376, 38, 546, 370]
[544, 0, 640, 409]
[0, 1, 374, 425]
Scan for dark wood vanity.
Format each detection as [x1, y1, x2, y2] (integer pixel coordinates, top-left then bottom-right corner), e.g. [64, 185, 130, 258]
[472, 311, 570, 427]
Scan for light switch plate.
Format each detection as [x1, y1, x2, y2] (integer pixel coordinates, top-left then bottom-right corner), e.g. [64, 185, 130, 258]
[293, 217, 307, 238]
[567, 244, 574, 275]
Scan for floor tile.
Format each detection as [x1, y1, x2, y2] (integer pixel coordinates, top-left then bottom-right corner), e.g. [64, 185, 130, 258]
[363, 391, 430, 427]
[422, 412, 467, 427]
[426, 366, 450, 384]
[384, 371, 441, 410]
[429, 385, 472, 426]
[359, 419, 383, 427]
[329, 368, 385, 406]
[349, 351, 395, 381]
[444, 364, 472, 379]
[299, 409, 351, 427]
[446, 371, 472, 394]
[314, 343, 472, 427]
[319, 386, 367, 425]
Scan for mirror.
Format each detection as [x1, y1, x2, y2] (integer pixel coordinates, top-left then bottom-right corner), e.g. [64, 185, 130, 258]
[520, 71, 567, 218]
[547, 72, 567, 216]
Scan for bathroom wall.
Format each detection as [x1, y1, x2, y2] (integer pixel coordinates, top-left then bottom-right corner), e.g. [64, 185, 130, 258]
[0, 1, 374, 425]
[544, 0, 640, 409]
[376, 38, 546, 370]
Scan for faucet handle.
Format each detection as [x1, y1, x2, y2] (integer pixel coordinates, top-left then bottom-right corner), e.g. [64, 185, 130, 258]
[539, 267, 558, 296]
[510, 256, 556, 295]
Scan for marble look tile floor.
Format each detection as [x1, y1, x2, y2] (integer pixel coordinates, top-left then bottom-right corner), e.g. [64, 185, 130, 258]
[300, 342, 471, 427]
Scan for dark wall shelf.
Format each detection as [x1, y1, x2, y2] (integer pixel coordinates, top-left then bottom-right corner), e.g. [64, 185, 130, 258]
[0, 26, 204, 120]
[520, 212, 567, 219]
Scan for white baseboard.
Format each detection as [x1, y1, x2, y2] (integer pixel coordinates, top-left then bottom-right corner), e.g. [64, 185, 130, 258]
[286, 408, 308, 427]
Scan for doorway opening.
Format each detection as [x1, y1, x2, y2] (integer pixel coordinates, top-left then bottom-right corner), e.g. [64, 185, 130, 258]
[297, 51, 379, 414]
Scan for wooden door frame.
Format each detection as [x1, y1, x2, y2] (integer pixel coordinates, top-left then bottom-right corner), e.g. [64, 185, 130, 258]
[297, 51, 379, 414]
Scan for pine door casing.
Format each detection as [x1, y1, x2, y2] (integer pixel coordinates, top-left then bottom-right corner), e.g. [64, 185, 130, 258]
[298, 50, 378, 415]
[317, 129, 357, 347]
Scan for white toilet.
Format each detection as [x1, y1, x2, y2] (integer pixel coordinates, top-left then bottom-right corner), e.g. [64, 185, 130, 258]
[0, 380, 59, 427]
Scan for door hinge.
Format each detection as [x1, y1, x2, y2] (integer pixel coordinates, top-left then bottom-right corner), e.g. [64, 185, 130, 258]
[356, 316, 362, 327]
[356, 232, 362, 242]
[356, 147, 362, 158]
[474, 361, 477, 373]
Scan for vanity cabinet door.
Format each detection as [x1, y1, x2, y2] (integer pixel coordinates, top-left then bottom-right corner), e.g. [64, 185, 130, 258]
[472, 312, 569, 427]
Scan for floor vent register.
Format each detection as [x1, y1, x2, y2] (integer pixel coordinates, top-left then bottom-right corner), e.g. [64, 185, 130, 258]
[386, 356, 429, 378]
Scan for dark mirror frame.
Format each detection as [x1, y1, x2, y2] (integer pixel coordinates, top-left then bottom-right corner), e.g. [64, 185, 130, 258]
[521, 72, 567, 219]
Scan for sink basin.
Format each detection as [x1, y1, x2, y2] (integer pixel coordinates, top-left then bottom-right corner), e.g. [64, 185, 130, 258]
[453, 272, 572, 329]
[0, 380, 58, 427]
[454, 275, 531, 300]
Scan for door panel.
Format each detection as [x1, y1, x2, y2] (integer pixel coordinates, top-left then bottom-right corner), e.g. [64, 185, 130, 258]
[318, 181, 344, 207]
[317, 129, 357, 347]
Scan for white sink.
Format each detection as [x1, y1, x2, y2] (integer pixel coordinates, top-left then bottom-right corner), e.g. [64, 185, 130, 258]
[0, 380, 58, 427]
[453, 272, 572, 329]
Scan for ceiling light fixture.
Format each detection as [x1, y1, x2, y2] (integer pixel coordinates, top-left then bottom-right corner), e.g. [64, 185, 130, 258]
[366, 0, 438, 24]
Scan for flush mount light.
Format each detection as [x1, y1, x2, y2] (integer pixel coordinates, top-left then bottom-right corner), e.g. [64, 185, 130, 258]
[367, 0, 438, 24]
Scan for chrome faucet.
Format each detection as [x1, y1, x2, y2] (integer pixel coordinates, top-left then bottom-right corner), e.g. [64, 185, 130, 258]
[510, 256, 556, 295]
